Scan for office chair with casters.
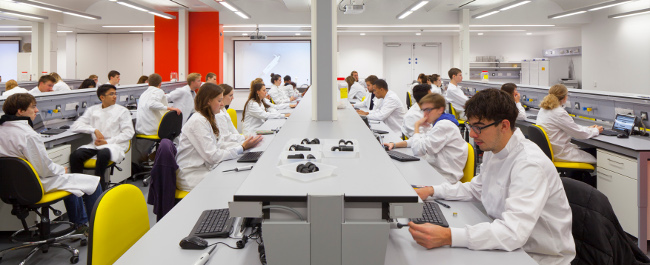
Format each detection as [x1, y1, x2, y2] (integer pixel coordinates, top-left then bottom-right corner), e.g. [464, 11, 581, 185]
[88, 184, 150, 265]
[0, 157, 84, 264]
[146, 139, 184, 221]
[529, 125, 595, 185]
[459, 142, 475, 183]
[561, 177, 650, 265]
[449, 103, 469, 142]
[406, 91, 413, 109]
[83, 140, 131, 190]
[226, 108, 238, 130]
[134, 111, 183, 186]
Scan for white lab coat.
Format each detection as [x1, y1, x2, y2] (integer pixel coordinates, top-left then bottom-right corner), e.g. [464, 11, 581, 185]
[105, 82, 119, 87]
[282, 84, 301, 99]
[516, 102, 527, 121]
[446, 83, 468, 117]
[536, 106, 599, 163]
[166, 85, 194, 125]
[176, 113, 243, 191]
[348, 83, 366, 101]
[1, 87, 28, 99]
[431, 85, 442, 95]
[29, 87, 45, 96]
[268, 84, 291, 104]
[432, 129, 575, 264]
[71, 104, 134, 163]
[406, 119, 467, 183]
[242, 100, 284, 136]
[263, 98, 290, 110]
[401, 104, 431, 138]
[136, 86, 169, 135]
[0, 120, 100, 197]
[52, 81, 71, 92]
[353, 92, 373, 109]
[216, 107, 245, 147]
[366, 90, 406, 134]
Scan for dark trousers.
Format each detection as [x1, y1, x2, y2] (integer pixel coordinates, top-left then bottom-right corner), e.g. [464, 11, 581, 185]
[70, 148, 112, 190]
[63, 183, 103, 225]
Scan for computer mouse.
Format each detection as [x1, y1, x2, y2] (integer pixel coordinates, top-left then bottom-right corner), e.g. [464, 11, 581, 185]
[179, 236, 209, 250]
[384, 145, 390, 151]
[59, 125, 70, 129]
[617, 133, 629, 139]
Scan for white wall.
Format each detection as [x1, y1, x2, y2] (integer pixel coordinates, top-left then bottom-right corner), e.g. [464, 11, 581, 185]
[338, 35, 383, 79]
[142, 32, 155, 76]
[224, 36, 234, 86]
[543, 29, 582, 88]
[56, 35, 66, 78]
[470, 35, 544, 62]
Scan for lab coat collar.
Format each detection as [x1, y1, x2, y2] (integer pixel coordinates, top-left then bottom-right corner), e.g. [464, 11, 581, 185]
[0, 114, 32, 127]
[493, 128, 524, 160]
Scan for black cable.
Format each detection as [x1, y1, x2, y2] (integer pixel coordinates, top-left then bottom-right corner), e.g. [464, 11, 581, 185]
[207, 241, 240, 250]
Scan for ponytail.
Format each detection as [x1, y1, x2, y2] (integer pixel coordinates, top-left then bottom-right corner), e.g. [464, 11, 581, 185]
[539, 84, 568, 110]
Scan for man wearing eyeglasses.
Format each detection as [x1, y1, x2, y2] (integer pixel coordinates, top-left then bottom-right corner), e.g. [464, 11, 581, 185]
[386, 93, 466, 183]
[69, 84, 135, 190]
[408, 89, 575, 265]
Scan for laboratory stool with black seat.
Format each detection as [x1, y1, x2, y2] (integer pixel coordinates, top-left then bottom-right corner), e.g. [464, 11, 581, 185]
[82, 141, 131, 190]
[449, 103, 469, 142]
[0, 157, 85, 264]
[133, 111, 182, 186]
[529, 124, 595, 187]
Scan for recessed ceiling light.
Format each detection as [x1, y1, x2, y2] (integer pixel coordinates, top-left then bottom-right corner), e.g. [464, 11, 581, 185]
[360, 33, 366, 35]
[103, 25, 155, 28]
[478, 32, 484, 35]
[526, 32, 532, 35]
[609, 7, 650, 18]
[415, 32, 421, 35]
[242, 33, 248, 36]
[295, 33, 301, 35]
[57, 30, 73, 33]
[129, 31, 155, 33]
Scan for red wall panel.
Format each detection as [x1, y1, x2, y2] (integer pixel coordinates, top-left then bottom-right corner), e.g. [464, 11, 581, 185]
[154, 12, 179, 82]
[188, 12, 222, 83]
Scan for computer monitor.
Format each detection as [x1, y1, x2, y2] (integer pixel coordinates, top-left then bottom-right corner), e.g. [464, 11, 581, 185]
[32, 113, 46, 133]
[612, 114, 635, 132]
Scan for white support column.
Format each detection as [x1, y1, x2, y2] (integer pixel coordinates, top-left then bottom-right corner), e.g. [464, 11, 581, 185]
[66, 33, 77, 79]
[178, 9, 189, 82]
[311, 0, 337, 121]
[43, 22, 57, 75]
[31, 22, 44, 81]
[459, 9, 470, 75]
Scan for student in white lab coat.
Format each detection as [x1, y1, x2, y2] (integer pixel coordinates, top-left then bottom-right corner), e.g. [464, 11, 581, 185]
[50, 72, 71, 92]
[501, 83, 527, 121]
[401, 84, 431, 138]
[356, 79, 406, 133]
[345, 75, 366, 101]
[268, 73, 295, 104]
[445, 68, 469, 119]
[176, 83, 262, 191]
[28, 75, 55, 96]
[250, 78, 294, 110]
[0, 93, 102, 229]
[242, 82, 291, 135]
[536, 84, 603, 164]
[409, 89, 575, 265]
[353, 75, 379, 110]
[106, 70, 120, 87]
[135, 73, 182, 135]
[1, 79, 28, 99]
[69, 84, 134, 189]
[427, 74, 443, 95]
[167, 73, 200, 125]
[387, 93, 466, 183]
[215, 83, 245, 146]
[408, 73, 428, 104]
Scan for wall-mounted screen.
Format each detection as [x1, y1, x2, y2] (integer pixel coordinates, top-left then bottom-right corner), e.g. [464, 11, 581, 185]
[234, 40, 311, 89]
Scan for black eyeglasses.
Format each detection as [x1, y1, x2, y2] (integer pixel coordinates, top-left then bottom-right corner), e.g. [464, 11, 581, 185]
[465, 120, 502, 135]
[421, 108, 434, 113]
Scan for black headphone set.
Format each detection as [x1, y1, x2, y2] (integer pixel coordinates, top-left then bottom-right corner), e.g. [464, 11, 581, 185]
[289, 144, 311, 151]
[287, 154, 316, 159]
[331, 139, 354, 151]
[296, 162, 319, 173]
[301, 138, 320, 144]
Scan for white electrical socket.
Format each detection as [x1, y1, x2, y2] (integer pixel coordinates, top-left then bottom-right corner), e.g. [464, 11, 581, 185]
[65, 102, 79, 111]
[120, 96, 128, 102]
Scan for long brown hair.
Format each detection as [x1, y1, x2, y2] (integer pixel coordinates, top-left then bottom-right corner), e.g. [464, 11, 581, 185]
[539, 84, 568, 110]
[242, 83, 270, 122]
[345, 76, 355, 90]
[194, 83, 223, 136]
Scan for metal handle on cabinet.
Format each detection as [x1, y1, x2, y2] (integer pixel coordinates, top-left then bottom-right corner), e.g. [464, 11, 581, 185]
[606, 158, 624, 166]
[597, 170, 613, 180]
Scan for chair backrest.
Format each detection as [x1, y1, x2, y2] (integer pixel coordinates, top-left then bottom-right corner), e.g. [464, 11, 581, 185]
[157, 111, 183, 141]
[0, 157, 44, 206]
[406, 92, 413, 109]
[361, 96, 365, 102]
[147, 139, 179, 220]
[340, 87, 348, 99]
[460, 143, 475, 183]
[449, 103, 459, 119]
[529, 124, 554, 161]
[227, 108, 238, 130]
[88, 184, 150, 265]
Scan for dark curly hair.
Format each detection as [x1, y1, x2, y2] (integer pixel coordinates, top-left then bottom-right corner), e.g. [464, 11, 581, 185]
[464, 88, 517, 131]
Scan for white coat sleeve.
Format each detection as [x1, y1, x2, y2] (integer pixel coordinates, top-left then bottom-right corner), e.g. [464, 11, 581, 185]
[432, 165, 483, 201]
[268, 87, 289, 104]
[70, 108, 96, 135]
[106, 109, 135, 146]
[166, 88, 182, 103]
[555, 112, 599, 139]
[185, 122, 242, 165]
[449, 161, 551, 251]
[148, 90, 168, 111]
[23, 134, 65, 177]
[516, 102, 527, 120]
[367, 97, 400, 121]
[246, 102, 284, 121]
[406, 124, 455, 157]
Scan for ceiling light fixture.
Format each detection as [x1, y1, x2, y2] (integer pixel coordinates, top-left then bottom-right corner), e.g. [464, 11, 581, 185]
[111, 0, 176, 19]
[360, 33, 366, 35]
[0, 8, 47, 20]
[396, 1, 429, 20]
[0, 26, 31, 28]
[217, 1, 250, 19]
[57, 30, 72, 33]
[12, 0, 100, 20]
[526, 32, 533, 35]
[609, 7, 650, 18]
[295, 33, 301, 35]
[415, 32, 421, 35]
[472, 0, 531, 19]
[478, 32, 484, 35]
[103, 25, 155, 28]
[548, 0, 632, 19]
[129, 30, 155, 33]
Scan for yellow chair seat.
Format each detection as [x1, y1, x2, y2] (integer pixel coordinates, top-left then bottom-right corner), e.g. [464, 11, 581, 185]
[553, 161, 595, 171]
[136, 134, 160, 140]
[457, 119, 465, 125]
[36, 190, 71, 205]
[84, 159, 115, 169]
[175, 189, 188, 199]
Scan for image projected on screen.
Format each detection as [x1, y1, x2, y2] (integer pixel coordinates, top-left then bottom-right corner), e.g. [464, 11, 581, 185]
[234, 40, 311, 89]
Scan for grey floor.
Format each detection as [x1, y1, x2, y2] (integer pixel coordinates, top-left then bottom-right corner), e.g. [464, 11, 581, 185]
[0, 179, 157, 265]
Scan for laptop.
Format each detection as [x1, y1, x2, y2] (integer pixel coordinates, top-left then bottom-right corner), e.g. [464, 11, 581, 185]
[601, 114, 635, 136]
[33, 114, 67, 135]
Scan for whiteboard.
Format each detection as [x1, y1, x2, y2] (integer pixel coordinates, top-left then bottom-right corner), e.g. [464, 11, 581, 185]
[234, 40, 311, 89]
[0, 41, 19, 81]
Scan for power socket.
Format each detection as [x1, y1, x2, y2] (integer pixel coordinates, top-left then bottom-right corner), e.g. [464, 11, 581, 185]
[574, 102, 580, 110]
[642, 111, 648, 121]
[82, 101, 87, 108]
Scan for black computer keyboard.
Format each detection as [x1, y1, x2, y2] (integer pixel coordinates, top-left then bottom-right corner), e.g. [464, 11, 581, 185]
[527, 115, 537, 120]
[411, 202, 449, 227]
[189, 209, 234, 238]
[387, 150, 420, 162]
[237, 151, 263, 163]
[600, 129, 619, 136]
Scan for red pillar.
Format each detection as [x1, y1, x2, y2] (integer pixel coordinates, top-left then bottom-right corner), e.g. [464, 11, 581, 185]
[154, 12, 179, 82]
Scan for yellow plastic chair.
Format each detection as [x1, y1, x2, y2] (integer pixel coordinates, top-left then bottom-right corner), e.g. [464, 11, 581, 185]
[459, 143, 475, 183]
[340, 87, 348, 99]
[361, 96, 366, 102]
[175, 189, 189, 199]
[88, 184, 150, 265]
[449, 103, 469, 142]
[406, 92, 413, 109]
[529, 124, 595, 172]
[227, 108, 238, 130]
[84, 140, 131, 189]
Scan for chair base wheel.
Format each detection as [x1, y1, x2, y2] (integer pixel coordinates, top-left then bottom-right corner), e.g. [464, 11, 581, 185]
[70, 256, 79, 264]
[79, 239, 87, 247]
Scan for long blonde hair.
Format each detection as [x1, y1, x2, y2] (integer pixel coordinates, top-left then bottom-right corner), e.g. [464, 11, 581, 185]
[539, 84, 568, 110]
